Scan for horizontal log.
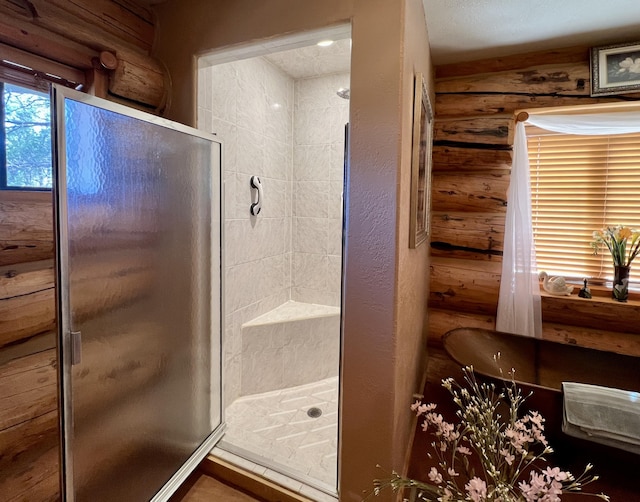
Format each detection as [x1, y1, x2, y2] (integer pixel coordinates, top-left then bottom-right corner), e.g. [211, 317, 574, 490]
[430, 211, 504, 254]
[46, 0, 154, 53]
[428, 307, 640, 357]
[0, 253, 156, 348]
[0, 194, 53, 242]
[541, 292, 640, 336]
[431, 171, 509, 213]
[432, 145, 512, 172]
[0, 410, 59, 499]
[435, 45, 590, 79]
[0, 289, 55, 348]
[434, 91, 640, 118]
[0, 349, 57, 430]
[0, 241, 54, 267]
[429, 257, 501, 315]
[71, 324, 166, 422]
[109, 50, 167, 108]
[541, 320, 640, 357]
[434, 116, 513, 146]
[436, 62, 590, 96]
[71, 267, 154, 323]
[430, 243, 503, 262]
[0, 261, 54, 300]
[22, 0, 145, 55]
[0, 9, 97, 69]
[6, 471, 59, 502]
[428, 308, 496, 347]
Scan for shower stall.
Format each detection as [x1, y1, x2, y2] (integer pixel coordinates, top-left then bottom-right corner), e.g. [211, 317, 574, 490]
[198, 29, 350, 493]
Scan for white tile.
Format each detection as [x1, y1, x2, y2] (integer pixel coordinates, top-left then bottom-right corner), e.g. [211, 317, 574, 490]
[292, 253, 328, 290]
[327, 218, 343, 256]
[294, 145, 332, 181]
[293, 217, 328, 254]
[264, 139, 292, 181]
[294, 106, 332, 146]
[261, 178, 288, 219]
[210, 63, 238, 123]
[224, 377, 339, 488]
[236, 128, 265, 176]
[294, 180, 329, 218]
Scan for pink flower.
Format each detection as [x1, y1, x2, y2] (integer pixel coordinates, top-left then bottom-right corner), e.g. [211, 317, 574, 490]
[447, 467, 459, 477]
[428, 467, 443, 484]
[544, 466, 568, 482]
[465, 477, 487, 502]
[457, 445, 471, 456]
[500, 448, 515, 465]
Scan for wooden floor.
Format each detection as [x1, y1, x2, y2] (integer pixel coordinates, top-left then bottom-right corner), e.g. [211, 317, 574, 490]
[169, 470, 265, 502]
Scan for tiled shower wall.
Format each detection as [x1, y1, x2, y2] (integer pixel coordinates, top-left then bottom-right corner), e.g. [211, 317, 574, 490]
[199, 57, 294, 404]
[292, 73, 349, 307]
[198, 59, 348, 404]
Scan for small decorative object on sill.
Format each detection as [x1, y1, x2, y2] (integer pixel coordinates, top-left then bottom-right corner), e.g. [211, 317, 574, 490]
[578, 278, 592, 299]
[591, 225, 640, 302]
[538, 271, 573, 296]
[368, 364, 609, 502]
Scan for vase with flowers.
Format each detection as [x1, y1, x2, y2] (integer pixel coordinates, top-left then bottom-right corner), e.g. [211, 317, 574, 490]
[591, 225, 640, 302]
[368, 365, 608, 502]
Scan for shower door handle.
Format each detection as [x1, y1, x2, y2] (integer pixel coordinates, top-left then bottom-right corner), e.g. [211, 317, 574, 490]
[250, 175, 263, 215]
[70, 330, 82, 365]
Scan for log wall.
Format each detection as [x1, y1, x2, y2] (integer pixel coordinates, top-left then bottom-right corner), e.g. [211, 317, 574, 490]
[0, 191, 57, 501]
[429, 45, 640, 355]
[0, 0, 167, 111]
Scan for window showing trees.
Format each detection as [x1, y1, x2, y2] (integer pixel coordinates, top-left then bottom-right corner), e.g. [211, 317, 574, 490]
[1, 82, 52, 190]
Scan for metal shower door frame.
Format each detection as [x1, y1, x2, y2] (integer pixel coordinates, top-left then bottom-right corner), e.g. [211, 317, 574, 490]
[52, 85, 225, 502]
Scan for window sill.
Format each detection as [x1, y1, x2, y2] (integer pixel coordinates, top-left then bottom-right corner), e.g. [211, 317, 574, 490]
[0, 190, 52, 203]
[539, 286, 640, 335]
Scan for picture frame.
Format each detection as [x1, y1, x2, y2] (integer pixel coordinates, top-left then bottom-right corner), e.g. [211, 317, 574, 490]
[590, 41, 640, 96]
[409, 72, 433, 248]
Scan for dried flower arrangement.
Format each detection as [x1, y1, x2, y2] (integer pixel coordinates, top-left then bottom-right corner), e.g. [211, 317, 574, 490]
[369, 366, 608, 502]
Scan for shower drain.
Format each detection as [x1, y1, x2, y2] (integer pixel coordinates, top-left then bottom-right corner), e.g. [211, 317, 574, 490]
[307, 407, 323, 418]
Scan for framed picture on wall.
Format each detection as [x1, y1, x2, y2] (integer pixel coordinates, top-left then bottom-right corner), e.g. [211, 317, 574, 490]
[409, 72, 433, 248]
[591, 41, 640, 96]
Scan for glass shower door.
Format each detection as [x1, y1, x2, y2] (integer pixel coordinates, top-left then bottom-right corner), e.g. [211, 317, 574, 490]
[53, 86, 223, 502]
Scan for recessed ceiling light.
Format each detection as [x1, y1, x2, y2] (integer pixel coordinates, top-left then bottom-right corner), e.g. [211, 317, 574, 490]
[317, 40, 334, 47]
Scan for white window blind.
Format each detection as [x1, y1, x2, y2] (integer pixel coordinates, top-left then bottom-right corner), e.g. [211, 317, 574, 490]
[527, 129, 640, 286]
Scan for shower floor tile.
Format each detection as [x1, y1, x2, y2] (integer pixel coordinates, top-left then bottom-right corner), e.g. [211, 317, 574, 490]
[222, 376, 338, 490]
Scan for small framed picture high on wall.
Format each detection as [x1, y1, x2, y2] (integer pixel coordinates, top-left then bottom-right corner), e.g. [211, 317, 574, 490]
[591, 41, 640, 96]
[409, 72, 433, 248]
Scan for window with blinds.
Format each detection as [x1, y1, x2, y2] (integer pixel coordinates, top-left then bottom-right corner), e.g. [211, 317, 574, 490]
[527, 129, 640, 287]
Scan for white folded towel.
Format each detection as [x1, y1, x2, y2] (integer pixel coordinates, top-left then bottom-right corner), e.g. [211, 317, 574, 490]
[562, 382, 640, 455]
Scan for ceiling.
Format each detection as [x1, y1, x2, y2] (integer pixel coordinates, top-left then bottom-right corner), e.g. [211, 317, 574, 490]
[424, 0, 640, 65]
[193, 1, 640, 77]
[264, 39, 351, 79]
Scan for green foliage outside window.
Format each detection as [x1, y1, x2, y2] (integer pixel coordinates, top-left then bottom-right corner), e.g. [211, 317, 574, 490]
[2, 82, 52, 189]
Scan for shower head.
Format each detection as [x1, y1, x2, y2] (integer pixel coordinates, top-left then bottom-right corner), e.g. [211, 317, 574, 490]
[336, 88, 350, 100]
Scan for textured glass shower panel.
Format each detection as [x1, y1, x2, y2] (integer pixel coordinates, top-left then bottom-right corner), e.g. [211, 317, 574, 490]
[59, 98, 221, 501]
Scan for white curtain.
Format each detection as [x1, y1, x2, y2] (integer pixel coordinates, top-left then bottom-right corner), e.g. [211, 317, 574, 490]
[496, 111, 640, 338]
